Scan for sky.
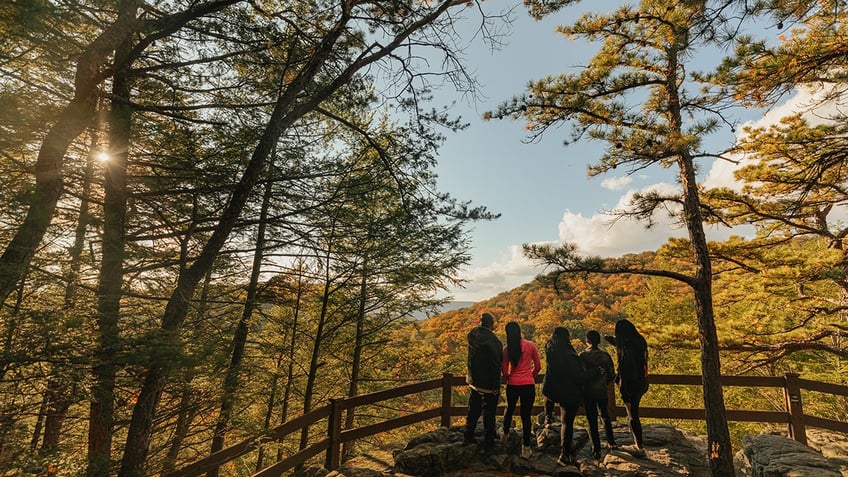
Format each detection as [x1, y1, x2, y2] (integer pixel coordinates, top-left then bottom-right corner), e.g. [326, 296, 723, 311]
[425, 1, 810, 302]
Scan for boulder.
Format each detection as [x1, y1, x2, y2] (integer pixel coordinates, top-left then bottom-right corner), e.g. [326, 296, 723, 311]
[738, 432, 841, 477]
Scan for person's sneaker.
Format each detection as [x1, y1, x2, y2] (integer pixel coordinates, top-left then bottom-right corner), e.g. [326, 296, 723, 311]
[607, 440, 618, 450]
[521, 445, 532, 459]
[501, 430, 511, 444]
[556, 455, 575, 467]
[622, 444, 646, 457]
[592, 449, 601, 461]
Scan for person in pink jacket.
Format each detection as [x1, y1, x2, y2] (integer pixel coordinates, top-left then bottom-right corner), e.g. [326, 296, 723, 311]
[501, 321, 541, 459]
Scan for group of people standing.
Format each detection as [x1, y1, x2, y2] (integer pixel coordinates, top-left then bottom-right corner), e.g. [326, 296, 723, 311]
[463, 312, 649, 467]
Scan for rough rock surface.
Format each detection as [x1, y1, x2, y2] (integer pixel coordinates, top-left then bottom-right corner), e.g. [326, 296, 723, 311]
[735, 428, 848, 477]
[305, 420, 848, 477]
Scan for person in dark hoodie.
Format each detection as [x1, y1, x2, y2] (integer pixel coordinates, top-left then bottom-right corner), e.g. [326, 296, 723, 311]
[463, 312, 503, 451]
[542, 327, 586, 467]
[607, 318, 649, 454]
[580, 330, 618, 460]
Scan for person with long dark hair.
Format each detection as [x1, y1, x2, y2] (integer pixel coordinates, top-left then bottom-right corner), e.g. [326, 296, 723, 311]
[542, 327, 586, 467]
[501, 321, 541, 459]
[610, 318, 649, 454]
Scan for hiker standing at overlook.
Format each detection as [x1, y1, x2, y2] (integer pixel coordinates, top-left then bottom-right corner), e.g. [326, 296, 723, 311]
[580, 330, 618, 460]
[463, 312, 503, 452]
[542, 327, 586, 467]
[501, 321, 541, 459]
[607, 318, 649, 454]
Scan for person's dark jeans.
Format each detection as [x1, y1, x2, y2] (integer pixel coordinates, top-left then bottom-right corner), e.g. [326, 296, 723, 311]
[624, 393, 644, 448]
[585, 395, 616, 451]
[503, 384, 536, 445]
[558, 401, 580, 458]
[544, 397, 556, 424]
[465, 389, 499, 446]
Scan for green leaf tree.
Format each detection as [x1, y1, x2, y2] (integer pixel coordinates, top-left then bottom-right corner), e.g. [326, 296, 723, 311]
[490, 1, 739, 474]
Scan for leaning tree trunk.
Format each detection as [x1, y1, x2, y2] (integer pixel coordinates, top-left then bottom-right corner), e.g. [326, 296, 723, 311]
[160, 270, 212, 475]
[342, 270, 368, 461]
[207, 162, 274, 477]
[118, 59, 306, 477]
[117, 1, 464, 471]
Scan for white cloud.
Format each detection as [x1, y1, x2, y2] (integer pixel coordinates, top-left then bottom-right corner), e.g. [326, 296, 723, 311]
[449, 183, 751, 301]
[556, 182, 686, 257]
[449, 88, 846, 302]
[446, 245, 542, 302]
[600, 176, 632, 190]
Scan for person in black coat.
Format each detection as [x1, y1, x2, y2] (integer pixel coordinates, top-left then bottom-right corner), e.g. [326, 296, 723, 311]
[542, 327, 586, 466]
[464, 312, 503, 450]
[580, 330, 618, 460]
[608, 318, 649, 452]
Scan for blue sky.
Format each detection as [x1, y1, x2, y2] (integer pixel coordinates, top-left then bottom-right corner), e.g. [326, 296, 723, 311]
[427, 1, 793, 301]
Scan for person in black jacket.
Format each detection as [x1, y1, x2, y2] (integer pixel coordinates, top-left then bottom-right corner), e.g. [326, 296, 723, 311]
[463, 312, 503, 451]
[542, 327, 586, 467]
[609, 318, 649, 453]
[580, 330, 618, 460]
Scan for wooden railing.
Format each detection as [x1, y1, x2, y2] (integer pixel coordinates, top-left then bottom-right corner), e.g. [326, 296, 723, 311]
[164, 373, 848, 477]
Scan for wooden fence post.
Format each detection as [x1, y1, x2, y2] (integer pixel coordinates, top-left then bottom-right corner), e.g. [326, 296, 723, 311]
[325, 399, 343, 470]
[441, 373, 453, 428]
[783, 373, 807, 445]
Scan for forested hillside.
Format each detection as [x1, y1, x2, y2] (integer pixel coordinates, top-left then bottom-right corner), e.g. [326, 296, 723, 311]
[417, 243, 847, 440]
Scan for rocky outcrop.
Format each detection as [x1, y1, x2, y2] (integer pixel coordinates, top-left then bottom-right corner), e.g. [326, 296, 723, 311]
[735, 428, 848, 477]
[314, 420, 848, 477]
[390, 421, 711, 477]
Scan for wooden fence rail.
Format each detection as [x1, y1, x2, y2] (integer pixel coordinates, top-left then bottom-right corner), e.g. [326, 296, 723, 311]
[164, 373, 848, 477]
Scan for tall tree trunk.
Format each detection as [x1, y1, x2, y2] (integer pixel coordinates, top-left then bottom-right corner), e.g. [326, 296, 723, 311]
[341, 270, 367, 461]
[256, 353, 284, 472]
[0, 275, 26, 456]
[0, 272, 25, 382]
[277, 262, 305, 463]
[159, 384, 197, 475]
[207, 163, 274, 477]
[666, 42, 734, 475]
[88, 40, 134, 477]
[681, 160, 733, 475]
[299, 225, 336, 451]
[160, 270, 212, 474]
[39, 128, 99, 452]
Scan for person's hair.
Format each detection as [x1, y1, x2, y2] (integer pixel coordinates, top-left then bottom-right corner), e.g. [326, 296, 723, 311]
[615, 318, 646, 350]
[480, 312, 494, 329]
[505, 321, 522, 366]
[552, 326, 570, 344]
[586, 330, 601, 346]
